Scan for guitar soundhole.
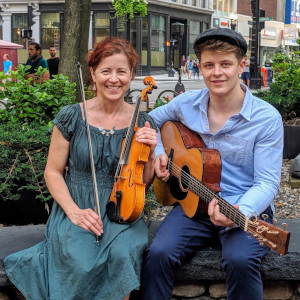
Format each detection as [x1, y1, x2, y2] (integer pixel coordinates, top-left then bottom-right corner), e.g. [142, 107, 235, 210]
[180, 166, 190, 191]
[169, 165, 190, 201]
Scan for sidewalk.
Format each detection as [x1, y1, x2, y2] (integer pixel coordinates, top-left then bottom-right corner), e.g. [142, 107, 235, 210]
[134, 72, 202, 82]
[133, 72, 270, 93]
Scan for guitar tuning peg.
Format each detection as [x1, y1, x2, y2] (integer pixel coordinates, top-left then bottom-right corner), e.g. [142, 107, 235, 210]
[282, 223, 288, 231]
[262, 214, 268, 221]
[273, 218, 277, 225]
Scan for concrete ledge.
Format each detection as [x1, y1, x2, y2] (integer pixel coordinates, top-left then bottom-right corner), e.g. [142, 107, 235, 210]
[1, 219, 300, 287]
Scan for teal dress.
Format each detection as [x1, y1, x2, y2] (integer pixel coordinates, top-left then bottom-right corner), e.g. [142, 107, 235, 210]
[4, 104, 156, 300]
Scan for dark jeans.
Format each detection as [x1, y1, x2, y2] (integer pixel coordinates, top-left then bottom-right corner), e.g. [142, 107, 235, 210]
[140, 205, 272, 300]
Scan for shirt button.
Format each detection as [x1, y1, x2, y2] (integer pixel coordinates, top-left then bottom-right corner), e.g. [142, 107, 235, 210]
[211, 137, 215, 141]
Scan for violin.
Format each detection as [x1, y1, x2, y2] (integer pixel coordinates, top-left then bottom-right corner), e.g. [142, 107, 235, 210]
[106, 76, 157, 223]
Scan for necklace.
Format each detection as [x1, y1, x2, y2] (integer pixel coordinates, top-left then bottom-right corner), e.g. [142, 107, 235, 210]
[98, 105, 122, 136]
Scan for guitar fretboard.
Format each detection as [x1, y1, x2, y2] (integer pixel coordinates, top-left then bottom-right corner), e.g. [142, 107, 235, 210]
[168, 160, 248, 229]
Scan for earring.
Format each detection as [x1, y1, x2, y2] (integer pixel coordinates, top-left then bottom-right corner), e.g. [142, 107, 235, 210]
[93, 83, 96, 91]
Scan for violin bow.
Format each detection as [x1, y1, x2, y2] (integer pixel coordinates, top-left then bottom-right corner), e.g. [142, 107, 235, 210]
[75, 62, 102, 243]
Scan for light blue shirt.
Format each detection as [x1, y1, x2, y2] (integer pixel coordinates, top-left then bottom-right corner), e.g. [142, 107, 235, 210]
[149, 85, 283, 217]
[3, 60, 12, 74]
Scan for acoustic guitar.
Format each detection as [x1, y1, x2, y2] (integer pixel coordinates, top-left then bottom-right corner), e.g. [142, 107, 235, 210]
[153, 121, 290, 256]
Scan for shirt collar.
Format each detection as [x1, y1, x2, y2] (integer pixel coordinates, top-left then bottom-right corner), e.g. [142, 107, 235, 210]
[193, 84, 253, 121]
[239, 84, 252, 121]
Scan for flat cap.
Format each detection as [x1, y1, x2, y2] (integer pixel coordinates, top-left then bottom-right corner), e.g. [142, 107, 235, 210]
[193, 28, 247, 56]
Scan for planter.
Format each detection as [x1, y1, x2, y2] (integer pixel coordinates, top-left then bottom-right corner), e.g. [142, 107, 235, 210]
[283, 125, 300, 159]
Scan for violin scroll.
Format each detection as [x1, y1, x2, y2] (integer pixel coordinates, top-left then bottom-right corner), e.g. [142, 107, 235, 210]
[141, 76, 157, 101]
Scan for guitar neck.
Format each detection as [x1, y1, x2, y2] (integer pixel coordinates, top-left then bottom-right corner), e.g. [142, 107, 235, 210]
[169, 161, 247, 229]
[190, 176, 247, 228]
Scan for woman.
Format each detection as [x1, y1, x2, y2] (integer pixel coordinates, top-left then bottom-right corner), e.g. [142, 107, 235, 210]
[4, 37, 157, 300]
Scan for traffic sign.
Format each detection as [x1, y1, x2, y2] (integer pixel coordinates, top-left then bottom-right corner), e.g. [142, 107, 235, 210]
[259, 17, 273, 22]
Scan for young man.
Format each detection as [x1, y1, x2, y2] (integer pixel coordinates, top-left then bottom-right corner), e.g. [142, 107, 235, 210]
[3, 54, 12, 75]
[25, 42, 49, 84]
[47, 45, 60, 79]
[241, 54, 251, 87]
[140, 28, 283, 300]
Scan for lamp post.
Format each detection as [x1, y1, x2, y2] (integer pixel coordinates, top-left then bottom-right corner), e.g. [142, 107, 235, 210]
[229, 13, 238, 31]
[171, 22, 185, 94]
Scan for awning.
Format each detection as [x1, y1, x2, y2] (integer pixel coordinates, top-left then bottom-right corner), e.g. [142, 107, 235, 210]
[0, 40, 23, 49]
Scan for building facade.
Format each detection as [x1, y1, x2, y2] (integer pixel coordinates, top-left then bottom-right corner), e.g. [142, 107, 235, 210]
[1, 0, 297, 74]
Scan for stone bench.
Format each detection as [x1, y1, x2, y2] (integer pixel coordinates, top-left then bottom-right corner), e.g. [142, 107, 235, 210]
[1, 219, 300, 299]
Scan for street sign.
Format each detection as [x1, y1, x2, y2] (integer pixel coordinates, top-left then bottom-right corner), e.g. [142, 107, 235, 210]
[248, 21, 253, 25]
[259, 17, 273, 22]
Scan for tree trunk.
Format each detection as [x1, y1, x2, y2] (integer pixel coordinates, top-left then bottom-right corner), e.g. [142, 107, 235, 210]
[58, 0, 92, 101]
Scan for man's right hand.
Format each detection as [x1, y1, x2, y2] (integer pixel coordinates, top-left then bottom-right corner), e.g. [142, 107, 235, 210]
[154, 154, 170, 182]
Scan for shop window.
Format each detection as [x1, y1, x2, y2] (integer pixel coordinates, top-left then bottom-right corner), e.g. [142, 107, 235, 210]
[130, 18, 137, 49]
[41, 13, 60, 49]
[12, 14, 27, 47]
[202, 22, 208, 32]
[189, 20, 200, 57]
[141, 17, 148, 65]
[0, 16, 2, 40]
[150, 15, 166, 67]
[94, 12, 110, 43]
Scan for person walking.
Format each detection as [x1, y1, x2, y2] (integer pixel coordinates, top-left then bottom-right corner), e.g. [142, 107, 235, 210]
[3, 54, 12, 75]
[47, 45, 60, 79]
[140, 27, 283, 300]
[241, 54, 250, 88]
[192, 59, 199, 79]
[180, 55, 187, 75]
[187, 56, 193, 79]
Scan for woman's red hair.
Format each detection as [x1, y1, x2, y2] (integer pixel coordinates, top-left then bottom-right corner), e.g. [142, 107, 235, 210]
[88, 37, 139, 76]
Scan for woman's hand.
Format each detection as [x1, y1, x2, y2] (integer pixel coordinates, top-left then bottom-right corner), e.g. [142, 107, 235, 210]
[208, 198, 238, 227]
[68, 207, 103, 236]
[136, 121, 157, 152]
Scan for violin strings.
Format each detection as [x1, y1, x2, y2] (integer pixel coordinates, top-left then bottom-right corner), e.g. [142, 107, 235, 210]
[114, 95, 142, 179]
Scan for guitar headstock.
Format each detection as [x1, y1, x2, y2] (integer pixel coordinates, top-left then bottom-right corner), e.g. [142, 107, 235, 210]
[247, 217, 290, 256]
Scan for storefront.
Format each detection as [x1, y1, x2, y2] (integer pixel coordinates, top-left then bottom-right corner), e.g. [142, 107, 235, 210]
[0, 1, 213, 75]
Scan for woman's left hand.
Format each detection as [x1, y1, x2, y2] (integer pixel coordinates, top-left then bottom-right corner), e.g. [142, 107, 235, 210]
[136, 121, 157, 152]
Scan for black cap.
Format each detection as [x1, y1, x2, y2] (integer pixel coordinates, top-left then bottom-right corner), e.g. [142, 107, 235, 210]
[193, 28, 247, 56]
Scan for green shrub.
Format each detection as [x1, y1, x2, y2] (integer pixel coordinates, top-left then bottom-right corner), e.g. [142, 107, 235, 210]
[254, 50, 300, 120]
[0, 64, 77, 126]
[0, 123, 52, 203]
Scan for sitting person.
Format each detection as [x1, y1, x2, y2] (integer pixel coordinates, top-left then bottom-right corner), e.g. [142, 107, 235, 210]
[5, 37, 157, 300]
[140, 28, 283, 300]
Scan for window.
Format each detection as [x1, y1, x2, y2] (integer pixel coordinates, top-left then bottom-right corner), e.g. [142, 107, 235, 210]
[141, 17, 148, 65]
[12, 14, 27, 46]
[200, 0, 205, 8]
[189, 20, 200, 57]
[94, 12, 110, 43]
[41, 13, 60, 49]
[213, 0, 235, 17]
[150, 15, 166, 67]
[0, 16, 2, 40]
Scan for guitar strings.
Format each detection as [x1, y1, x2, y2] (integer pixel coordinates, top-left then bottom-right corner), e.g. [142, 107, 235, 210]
[167, 161, 285, 248]
[166, 160, 260, 233]
[167, 160, 269, 240]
